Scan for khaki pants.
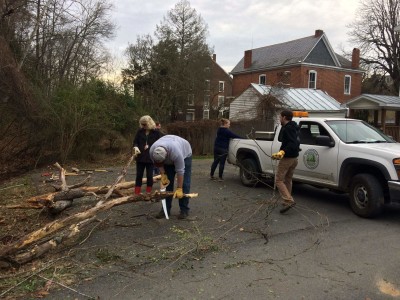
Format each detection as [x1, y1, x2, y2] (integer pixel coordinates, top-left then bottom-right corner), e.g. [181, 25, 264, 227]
[275, 157, 298, 203]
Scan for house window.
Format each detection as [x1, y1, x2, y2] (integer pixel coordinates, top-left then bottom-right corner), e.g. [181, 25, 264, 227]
[203, 109, 209, 120]
[187, 94, 194, 106]
[219, 81, 224, 92]
[205, 80, 210, 91]
[186, 110, 195, 121]
[204, 94, 210, 108]
[218, 96, 224, 107]
[308, 70, 317, 89]
[259, 74, 266, 85]
[344, 75, 351, 95]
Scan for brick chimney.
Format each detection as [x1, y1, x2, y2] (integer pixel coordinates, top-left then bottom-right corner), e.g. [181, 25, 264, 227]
[315, 29, 324, 37]
[244, 50, 252, 69]
[212, 54, 216, 62]
[352, 48, 360, 69]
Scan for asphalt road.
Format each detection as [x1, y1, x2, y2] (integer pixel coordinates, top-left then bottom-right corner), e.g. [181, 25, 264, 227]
[45, 159, 400, 300]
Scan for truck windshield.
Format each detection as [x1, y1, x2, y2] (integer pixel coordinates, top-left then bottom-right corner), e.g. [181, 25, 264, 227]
[326, 120, 395, 143]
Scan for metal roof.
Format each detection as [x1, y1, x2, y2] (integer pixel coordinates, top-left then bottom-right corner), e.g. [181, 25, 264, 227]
[343, 94, 400, 108]
[251, 84, 344, 112]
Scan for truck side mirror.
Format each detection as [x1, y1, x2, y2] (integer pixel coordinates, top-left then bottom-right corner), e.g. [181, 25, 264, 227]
[315, 135, 335, 147]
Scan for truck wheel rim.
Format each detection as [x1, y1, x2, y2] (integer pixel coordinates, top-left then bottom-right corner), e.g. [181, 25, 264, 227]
[354, 185, 368, 208]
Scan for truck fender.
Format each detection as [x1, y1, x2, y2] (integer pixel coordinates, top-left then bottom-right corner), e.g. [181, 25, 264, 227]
[339, 158, 390, 189]
[236, 148, 262, 172]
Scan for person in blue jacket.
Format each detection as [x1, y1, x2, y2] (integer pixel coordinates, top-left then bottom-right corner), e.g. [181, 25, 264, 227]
[210, 118, 242, 181]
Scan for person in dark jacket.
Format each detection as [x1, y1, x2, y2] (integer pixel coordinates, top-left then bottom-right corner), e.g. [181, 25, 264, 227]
[272, 110, 301, 213]
[210, 118, 243, 181]
[132, 115, 163, 194]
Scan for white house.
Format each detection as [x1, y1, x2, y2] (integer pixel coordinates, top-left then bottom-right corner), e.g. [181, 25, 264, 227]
[230, 83, 346, 121]
[342, 93, 400, 141]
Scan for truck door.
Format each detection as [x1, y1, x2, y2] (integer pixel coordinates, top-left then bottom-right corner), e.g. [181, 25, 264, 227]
[295, 121, 339, 187]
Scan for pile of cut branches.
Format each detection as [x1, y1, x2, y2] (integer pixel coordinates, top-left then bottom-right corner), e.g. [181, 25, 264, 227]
[0, 153, 197, 267]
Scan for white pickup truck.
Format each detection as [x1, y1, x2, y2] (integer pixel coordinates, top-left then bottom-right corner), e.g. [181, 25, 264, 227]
[228, 116, 400, 217]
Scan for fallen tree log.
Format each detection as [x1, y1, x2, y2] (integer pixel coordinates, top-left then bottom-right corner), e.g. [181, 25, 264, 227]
[7, 175, 161, 210]
[0, 191, 199, 263]
[1, 150, 198, 266]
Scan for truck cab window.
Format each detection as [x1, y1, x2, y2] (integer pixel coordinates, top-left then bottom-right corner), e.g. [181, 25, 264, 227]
[299, 123, 331, 145]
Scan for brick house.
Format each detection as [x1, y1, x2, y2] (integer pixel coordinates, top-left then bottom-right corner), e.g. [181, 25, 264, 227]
[186, 54, 233, 121]
[230, 30, 363, 104]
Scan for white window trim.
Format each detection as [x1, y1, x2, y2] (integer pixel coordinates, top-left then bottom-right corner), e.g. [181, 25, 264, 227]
[205, 80, 210, 91]
[259, 74, 266, 85]
[344, 75, 351, 95]
[218, 96, 224, 107]
[308, 70, 317, 89]
[219, 81, 224, 92]
[186, 110, 195, 121]
[204, 94, 210, 108]
[203, 109, 209, 120]
[187, 94, 194, 106]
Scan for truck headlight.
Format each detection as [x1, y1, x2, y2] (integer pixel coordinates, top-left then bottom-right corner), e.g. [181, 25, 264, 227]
[393, 158, 400, 179]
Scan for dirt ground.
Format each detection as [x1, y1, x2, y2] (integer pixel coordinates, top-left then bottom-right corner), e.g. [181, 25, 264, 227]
[2, 158, 399, 299]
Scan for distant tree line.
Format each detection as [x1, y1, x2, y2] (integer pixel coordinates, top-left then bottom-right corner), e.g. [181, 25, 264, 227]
[0, 0, 138, 178]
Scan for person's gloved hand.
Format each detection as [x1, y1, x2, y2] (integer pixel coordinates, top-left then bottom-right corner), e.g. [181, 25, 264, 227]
[272, 150, 285, 160]
[161, 174, 170, 186]
[173, 187, 183, 199]
[133, 146, 141, 155]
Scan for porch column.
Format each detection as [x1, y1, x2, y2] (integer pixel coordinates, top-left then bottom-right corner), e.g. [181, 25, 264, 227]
[373, 110, 379, 127]
[381, 109, 386, 132]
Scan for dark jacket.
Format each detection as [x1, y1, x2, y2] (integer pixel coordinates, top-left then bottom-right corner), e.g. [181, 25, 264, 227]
[214, 127, 242, 150]
[133, 129, 163, 163]
[279, 120, 300, 158]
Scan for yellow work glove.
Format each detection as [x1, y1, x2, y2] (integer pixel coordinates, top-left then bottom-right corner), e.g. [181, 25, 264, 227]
[173, 187, 184, 199]
[133, 146, 141, 156]
[272, 150, 285, 160]
[161, 174, 170, 186]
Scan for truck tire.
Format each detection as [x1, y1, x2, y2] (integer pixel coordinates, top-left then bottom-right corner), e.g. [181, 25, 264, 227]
[349, 173, 384, 218]
[239, 158, 259, 187]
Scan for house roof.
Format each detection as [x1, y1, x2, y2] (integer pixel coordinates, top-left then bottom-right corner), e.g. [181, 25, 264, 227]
[231, 32, 353, 74]
[210, 54, 232, 80]
[251, 84, 345, 112]
[342, 94, 400, 109]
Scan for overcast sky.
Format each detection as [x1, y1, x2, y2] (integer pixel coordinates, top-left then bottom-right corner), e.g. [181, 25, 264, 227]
[105, 0, 360, 73]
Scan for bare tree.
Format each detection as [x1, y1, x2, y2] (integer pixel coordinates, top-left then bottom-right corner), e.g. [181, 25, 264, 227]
[123, 34, 154, 82]
[123, 0, 212, 123]
[348, 0, 400, 94]
[155, 0, 211, 121]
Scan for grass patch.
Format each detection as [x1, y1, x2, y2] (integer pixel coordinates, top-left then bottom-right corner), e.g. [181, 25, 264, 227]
[0, 175, 37, 205]
[170, 225, 219, 257]
[95, 248, 121, 263]
[224, 260, 251, 269]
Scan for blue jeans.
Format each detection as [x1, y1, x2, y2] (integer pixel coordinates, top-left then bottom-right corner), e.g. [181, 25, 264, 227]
[210, 147, 228, 178]
[164, 156, 192, 214]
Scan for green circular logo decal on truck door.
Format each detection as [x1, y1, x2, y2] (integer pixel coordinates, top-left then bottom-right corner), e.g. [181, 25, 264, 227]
[303, 149, 319, 169]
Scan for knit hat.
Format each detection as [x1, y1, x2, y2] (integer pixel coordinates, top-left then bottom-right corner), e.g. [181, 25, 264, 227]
[153, 146, 167, 163]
